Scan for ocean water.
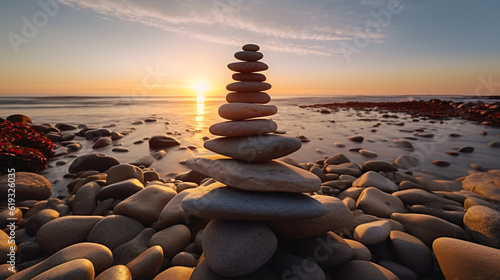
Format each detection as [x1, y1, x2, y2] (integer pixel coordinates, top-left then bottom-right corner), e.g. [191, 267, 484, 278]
[1, 94, 499, 197]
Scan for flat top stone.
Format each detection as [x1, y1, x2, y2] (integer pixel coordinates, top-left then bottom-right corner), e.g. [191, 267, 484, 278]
[181, 181, 327, 220]
[204, 135, 301, 162]
[185, 156, 321, 192]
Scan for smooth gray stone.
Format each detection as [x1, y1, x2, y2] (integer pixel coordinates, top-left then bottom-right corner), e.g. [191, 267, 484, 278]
[204, 135, 301, 162]
[218, 103, 277, 120]
[209, 119, 277, 137]
[181, 182, 326, 220]
[185, 156, 321, 193]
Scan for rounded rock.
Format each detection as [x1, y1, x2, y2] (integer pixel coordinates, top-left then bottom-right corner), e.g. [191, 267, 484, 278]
[226, 91, 271, 104]
[31, 258, 95, 280]
[0, 172, 52, 201]
[68, 153, 120, 173]
[234, 51, 263, 61]
[218, 103, 277, 120]
[209, 119, 277, 137]
[203, 220, 277, 277]
[242, 44, 260, 51]
[354, 220, 392, 245]
[464, 205, 500, 248]
[232, 73, 266, 82]
[149, 224, 192, 258]
[433, 237, 500, 280]
[331, 260, 399, 280]
[126, 246, 163, 280]
[95, 265, 132, 280]
[226, 81, 271, 92]
[36, 216, 103, 254]
[154, 266, 193, 280]
[113, 185, 177, 225]
[149, 135, 181, 149]
[106, 164, 144, 185]
[228, 61, 268, 73]
[87, 215, 145, 250]
[389, 230, 433, 276]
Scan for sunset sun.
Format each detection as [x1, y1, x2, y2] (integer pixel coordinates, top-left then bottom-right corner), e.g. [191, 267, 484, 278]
[192, 81, 210, 96]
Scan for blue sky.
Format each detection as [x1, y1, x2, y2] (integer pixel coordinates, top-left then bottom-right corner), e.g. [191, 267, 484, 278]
[1, 0, 499, 96]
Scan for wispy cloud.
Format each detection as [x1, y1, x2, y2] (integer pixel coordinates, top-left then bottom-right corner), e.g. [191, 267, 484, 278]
[59, 0, 390, 56]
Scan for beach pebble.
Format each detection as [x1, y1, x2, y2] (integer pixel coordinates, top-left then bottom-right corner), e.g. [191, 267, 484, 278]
[271, 195, 353, 239]
[129, 156, 154, 168]
[0, 172, 51, 201]
[378, 260, 418, 280]
[112, 228, 156, 265]
[226, 81, 271, 92]
[112, 147, 129, 153]
[26, 208, 60, 236]
[353, 220, 392, 245]
[7, 113, 32, 124]
[488, 141, 500, 148]
[353, 171, 399, 193]
[325, 162, 362, 177]
[389, 230, 433, 275]
[0, 264, 16, 278]
[96, 178, 144, 201]
[209, 119, 277, 137]
[232, 72, 266, 81]
[0, 231, 15, 264]
[203, 220, 277, 277]
[464, 205, 500, 248]
[171, 252, 198, 267]
[85, 128, 111, 140]
[150, 225, 191, 258]
[458, 146, 474, 153]
[461, 171, 500, 200]
[357, 187, 407, 218]
[126, 245, 163, 280]
[92, 137, 112, 149]
[444, 151, 459, 156]
[347, 135, 364, 142]
[88, 215, 145, 250]
[433, 237, 500, 280]
[110, 131, 124, 140]
[95, 265, 132, 280]
[393, 155, 419, 169]
[153, 188, 196, 230]
[181, 181, 326, 220]
[292, 232, 353, 269]
[190, 261, 277, 280]
[227, 61, 268, 72]
[151, 150, 167, 160]
[186, 156, 320, 192]
[392, 139, 414, 150]
[344, 239, 371, 261]
[72, 182, 100, 215]
[7, 243, 112, 280]
[218, 103, 277, 120]
[391, 213, 470, 246]
[114, 185, 177, 225]
[331, 260, 399, 280]
[149, 135, 181, 149]
[362, 160, 395, 172]
[154, 266, 193, 280]
[106, 164, 143, 185]
[324, 153, 351, 165]
[204, 135, 301, 162]
[68, 153, 120, 173]
[30, 258, 95, 280]
[432, 160, 450, 167]
[392, 188, 438, 205]
[359, 149, 377, 157]
[334, 142, 346, 147]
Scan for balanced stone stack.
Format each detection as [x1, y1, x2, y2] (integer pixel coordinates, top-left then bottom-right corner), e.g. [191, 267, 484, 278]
[181, 44, 327, 278]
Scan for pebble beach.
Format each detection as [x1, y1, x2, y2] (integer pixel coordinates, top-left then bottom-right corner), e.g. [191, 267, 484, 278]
[1, 44, 500, 280]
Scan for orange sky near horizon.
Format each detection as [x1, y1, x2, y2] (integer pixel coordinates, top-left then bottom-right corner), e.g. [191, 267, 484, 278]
[1, 1, 499, 97]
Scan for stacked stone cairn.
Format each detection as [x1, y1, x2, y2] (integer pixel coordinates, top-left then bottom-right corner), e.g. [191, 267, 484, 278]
[180, 44, 353, 279]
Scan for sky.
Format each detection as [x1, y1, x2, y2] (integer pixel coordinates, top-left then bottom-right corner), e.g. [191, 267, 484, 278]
[0, 0, 499, 96]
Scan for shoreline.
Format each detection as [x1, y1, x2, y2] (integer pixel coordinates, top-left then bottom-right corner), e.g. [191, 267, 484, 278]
[1, 96, 500, 279]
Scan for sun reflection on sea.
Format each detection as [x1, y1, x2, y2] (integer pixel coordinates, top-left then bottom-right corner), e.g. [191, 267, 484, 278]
[196, 93, 205, 124]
